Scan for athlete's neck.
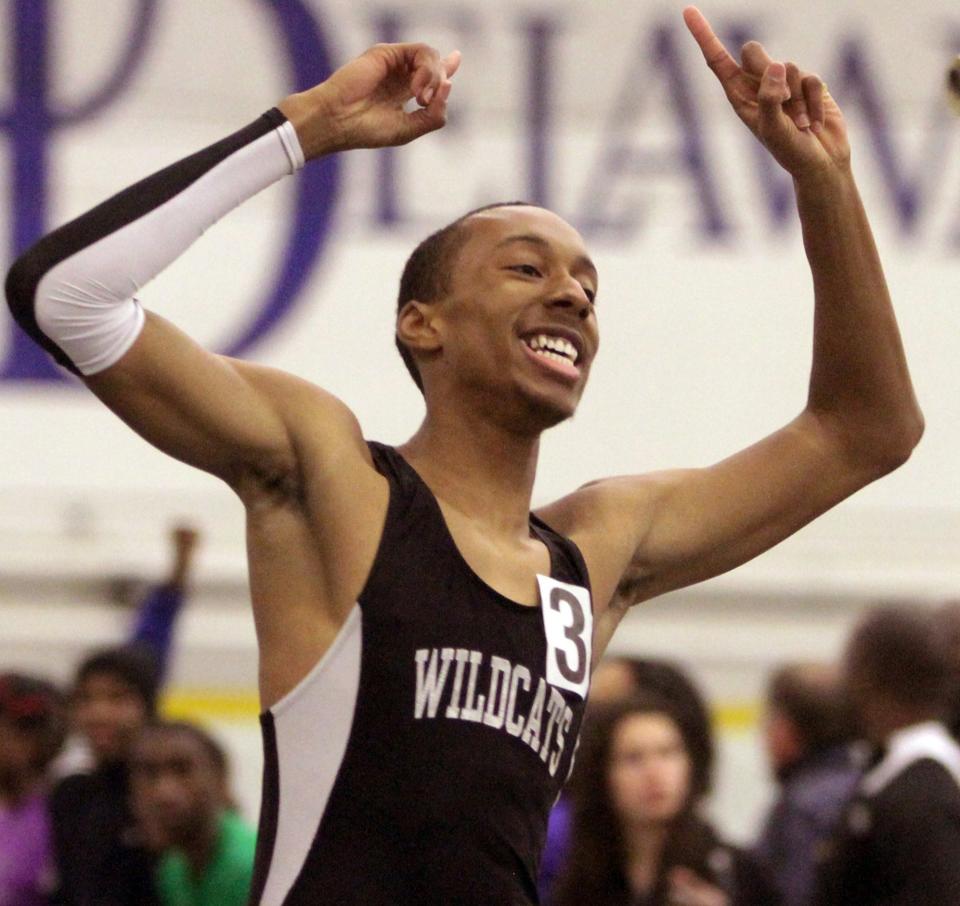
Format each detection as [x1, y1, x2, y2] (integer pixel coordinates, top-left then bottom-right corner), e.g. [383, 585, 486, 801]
[399, 412, 539, 538]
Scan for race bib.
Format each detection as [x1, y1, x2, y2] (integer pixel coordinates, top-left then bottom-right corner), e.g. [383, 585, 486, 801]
[537, 575, 592, 699]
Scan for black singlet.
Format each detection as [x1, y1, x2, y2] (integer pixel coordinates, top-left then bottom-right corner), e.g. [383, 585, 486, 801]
[250, 443, 593, 905]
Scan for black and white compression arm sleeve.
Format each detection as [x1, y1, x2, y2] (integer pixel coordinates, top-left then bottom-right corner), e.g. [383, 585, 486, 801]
[5, 108, 304, 377]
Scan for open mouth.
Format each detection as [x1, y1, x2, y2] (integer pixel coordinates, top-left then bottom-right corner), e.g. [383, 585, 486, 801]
[522, 333, 580, 366]
[519, 331, 584, 383]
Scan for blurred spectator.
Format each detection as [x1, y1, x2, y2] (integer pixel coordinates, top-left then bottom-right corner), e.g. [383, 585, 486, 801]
[934, 599, 960, 740]
[592, 658, 716, 791]
[0, 673, 67, 906]
[552, 693, 779, 906]
[49, 647, 160, 906]
[48, 526, 200, 906]
[753, 663, 860, 906]
[130, 721, 256, 906]
[539, 657, 714, 902]
[816, 605, 960, 905]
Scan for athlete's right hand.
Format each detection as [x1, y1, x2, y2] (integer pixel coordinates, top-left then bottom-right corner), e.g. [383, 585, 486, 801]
[278, 43, 461, 159]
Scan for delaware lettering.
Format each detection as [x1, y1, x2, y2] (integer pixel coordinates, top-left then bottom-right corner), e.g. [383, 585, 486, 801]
[414, 647, 574, 777]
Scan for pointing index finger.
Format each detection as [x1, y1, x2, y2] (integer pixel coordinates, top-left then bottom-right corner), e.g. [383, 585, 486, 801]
[683, 6, 740, 83]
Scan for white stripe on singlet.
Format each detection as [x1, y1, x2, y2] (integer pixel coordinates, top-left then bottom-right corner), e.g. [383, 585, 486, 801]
[258, 604, 363, 906]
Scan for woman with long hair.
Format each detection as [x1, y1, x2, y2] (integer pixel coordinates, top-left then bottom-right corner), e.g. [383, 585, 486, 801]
[551, 693, 778, 906]
[539, 656, 716, 901]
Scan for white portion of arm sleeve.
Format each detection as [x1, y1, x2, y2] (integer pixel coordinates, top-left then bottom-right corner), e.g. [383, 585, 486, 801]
[35, 120, 304, 376]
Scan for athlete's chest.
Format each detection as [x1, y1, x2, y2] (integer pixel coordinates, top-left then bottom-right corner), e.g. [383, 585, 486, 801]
[360, 542, 593, 780]
[436, 501, 552, 606]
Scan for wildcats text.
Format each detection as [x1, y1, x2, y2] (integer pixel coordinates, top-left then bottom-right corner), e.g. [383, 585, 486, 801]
[413, 647, 573, 777]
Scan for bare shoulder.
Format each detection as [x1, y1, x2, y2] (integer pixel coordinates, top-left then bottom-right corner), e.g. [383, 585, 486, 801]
[537, 473, 669, 535]
[536, 472, 677, 548]
[535, 473, 668, 614]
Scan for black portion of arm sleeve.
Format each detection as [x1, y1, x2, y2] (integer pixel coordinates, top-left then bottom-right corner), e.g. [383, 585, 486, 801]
[4, 107, 287, 375]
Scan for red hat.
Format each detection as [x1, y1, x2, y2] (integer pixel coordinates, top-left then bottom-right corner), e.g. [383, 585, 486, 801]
[0, 672, 65, 728]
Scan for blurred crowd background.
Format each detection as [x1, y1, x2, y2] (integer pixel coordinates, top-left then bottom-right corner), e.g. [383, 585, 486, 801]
[3, 0, 959, 903]
[4, 526, 960, 903]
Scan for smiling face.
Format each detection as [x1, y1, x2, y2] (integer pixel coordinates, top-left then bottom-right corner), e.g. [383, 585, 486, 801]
[73, 671, 149, 764]
[130, 726, 226, 849]
[399, 205, 600, 430]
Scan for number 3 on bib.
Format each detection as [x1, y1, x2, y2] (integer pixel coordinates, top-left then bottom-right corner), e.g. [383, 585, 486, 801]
[537, 575, 593, 699]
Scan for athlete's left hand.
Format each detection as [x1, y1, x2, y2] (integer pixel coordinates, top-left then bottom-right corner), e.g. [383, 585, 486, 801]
[279, 43, 461, 159]
[683, 6, 850, 178]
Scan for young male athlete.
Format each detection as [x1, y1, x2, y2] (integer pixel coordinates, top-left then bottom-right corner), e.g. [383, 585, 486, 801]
[5, 8, 922, 905]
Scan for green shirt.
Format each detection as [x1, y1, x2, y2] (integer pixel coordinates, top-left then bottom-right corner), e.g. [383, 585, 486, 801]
[155, 810, 257, 906]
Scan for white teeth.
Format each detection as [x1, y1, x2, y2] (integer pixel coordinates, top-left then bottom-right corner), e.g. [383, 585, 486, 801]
[524, 333, 579, 364]
[535, 349, 569, 365]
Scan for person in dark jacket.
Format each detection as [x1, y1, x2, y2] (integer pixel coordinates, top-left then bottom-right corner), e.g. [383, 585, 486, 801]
[934, 599, 960, 741]
[816, 605, 960, 906]
[552, 693, 779, 906]
[49, 647, 160, 906]
[754, 662, 861, 906]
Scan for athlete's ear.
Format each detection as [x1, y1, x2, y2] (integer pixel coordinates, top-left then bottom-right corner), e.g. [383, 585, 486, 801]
[396, 300, 443, 355]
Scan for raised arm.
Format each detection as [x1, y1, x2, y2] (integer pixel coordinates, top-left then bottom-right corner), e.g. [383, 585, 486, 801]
[127, 524, 201, 684]
[540, 8, 923, 635]
[5, 44, 460, 492]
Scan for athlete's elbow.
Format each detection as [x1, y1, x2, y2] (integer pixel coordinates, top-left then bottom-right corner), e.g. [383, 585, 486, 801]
[850, 406, 925, 479]
[5, 242, 87, 377]
[5, 231, 63, 328]
[878, 408, 924, 472]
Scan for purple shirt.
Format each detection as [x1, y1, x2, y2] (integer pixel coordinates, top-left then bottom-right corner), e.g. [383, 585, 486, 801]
[538, 796, 572, 904]
[0, 793, 54, 906]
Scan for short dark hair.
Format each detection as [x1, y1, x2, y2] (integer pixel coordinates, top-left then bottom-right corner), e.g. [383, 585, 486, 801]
[75, 645, 160, 716]
[395, 201, 538, 392]
[137, 719, 229, 778]
[768, 663, 855, 754]
[846, 604, 956, 715]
